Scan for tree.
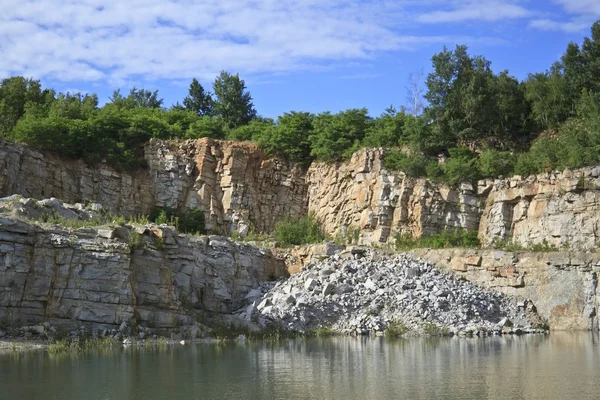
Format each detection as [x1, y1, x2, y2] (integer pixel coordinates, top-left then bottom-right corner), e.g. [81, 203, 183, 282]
[0, 77, 53, 135]
[524, 66, 571, 129]
[183, 78, 213, 116]
[253, 112, 314, 164]
[212, 71, 257, 129]
[109, 88, 163, 109]
[405, 69, 425, 116]
[310, 108, 370, 161]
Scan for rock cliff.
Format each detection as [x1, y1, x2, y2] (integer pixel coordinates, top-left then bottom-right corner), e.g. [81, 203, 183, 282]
[4, 138, 600, 251]
[3, 138, 600, 332]
[0, 210, 287, 334]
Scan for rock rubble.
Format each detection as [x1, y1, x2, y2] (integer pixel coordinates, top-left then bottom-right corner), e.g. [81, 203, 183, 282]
[240, 251, 546, 336]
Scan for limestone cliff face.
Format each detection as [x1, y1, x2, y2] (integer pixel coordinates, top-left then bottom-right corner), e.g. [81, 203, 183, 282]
[410, 248, 600, 331]
[0, 217, 286, 331]
[306, 149, 482, 244]
[479, 168, 600, 250]
[145, 139, 307, 234]
[0, 138, 307, 235]
[0, 139, 155, 216]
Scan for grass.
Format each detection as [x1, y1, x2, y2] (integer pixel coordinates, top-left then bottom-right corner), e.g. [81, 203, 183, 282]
[395, 229, 480, 251]
[48, 337, 119, 354]
[385, 320, 409, 339]
[305, 326, 337, 338]
[422, 322, 450, 336]
[492, 238, 559, 252]
[273, 213, 326, 246]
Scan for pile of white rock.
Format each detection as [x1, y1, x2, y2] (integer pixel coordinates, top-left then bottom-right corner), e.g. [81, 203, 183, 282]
[237, 250, 546, 336]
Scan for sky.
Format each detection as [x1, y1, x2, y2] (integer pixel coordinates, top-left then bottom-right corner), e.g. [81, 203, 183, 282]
[1, 0, 599, 118]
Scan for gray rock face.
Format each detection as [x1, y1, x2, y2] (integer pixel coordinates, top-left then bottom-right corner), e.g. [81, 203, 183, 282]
[0, 214, 287, 333]
[244, 252, 544, 335]
[410, 248, 600, 331]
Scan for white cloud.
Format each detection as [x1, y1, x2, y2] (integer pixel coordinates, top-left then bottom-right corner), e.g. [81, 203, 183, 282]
[529, 18, 591, 33]
[528, 0, 600, 33]
[0, 0, 532, 85]
[553, 0, 600, 16]
[417, 1, 530, 23]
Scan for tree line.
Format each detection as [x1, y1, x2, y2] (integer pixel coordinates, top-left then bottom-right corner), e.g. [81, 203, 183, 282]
[1, 21, 600, 182]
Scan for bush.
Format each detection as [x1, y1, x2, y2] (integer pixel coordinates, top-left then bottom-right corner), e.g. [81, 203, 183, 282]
[385, 320, 409, 339]
[478, 149, 516, 179]
[273, 213, 325, 245]
[383, 150, 428, 177]
[443, 147, 481, 185]
[149, 207, 205, 234]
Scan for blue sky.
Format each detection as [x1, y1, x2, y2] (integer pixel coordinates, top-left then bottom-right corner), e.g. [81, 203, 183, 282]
[1, 0, 599, 118]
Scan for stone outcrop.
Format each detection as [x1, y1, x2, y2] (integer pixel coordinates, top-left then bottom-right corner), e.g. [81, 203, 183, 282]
[0, 138, 307, 236]
[4, 138, 600, 250]
[145, 139, 307, 234]
[0, 213, 287, 333]
[410, 248, 600, 331]
[306, 149, 482, 244]
[478, 168, 600, 250]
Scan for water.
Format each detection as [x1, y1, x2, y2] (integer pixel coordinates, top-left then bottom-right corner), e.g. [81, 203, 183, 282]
[1, 333, 599, 400]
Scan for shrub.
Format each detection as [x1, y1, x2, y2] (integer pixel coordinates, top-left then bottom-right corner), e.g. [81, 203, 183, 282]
[149, 207, 205, 235]
[443, 147, 481, 185]
[478, 149, 516, 179]
[273, 213, 325, 245]
[383, 149, 428, 177]
[385, 320, 409, 339]
[395, 229, 480, 250]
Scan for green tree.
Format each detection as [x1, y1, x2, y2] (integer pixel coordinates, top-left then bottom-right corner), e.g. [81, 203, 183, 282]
[185, 116, 226, 139]
[310, 108, 370, 161]
[227, 118, 275, 142]
[109, 88, 163, 109]
[254, 112, 314, 164]
[212, 71, 257, 129]
[0, 77, 53, 135]
[183, 78, 213, 116]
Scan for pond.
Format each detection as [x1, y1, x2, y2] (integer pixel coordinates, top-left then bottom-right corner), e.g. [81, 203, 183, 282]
[1, 333, 599, 399]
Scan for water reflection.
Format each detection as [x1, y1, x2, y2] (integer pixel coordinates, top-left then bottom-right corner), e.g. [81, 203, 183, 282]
[1, 333, 598, 400]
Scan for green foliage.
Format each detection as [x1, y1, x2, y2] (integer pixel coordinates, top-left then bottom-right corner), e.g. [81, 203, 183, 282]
[183, 78, 213, 116]
[362, 109, 407, 147]
[309, 109, 370, 161]
[385, 320, 409, 339]
[212, 71, 257, 129]
[48, 337, 119, 354]
[253, 112, 314, 164]
[227, 119, 274, 142]
[273, 213, 325, 246]
[443, 147, 481, 185]
[185, 116, 226, 139]
[395, 229, 480, 250]
[109, 87, 163, 109]
[478, 149, 516, 178]
[305, 326, 336, 337]
[149, 207, 205, 235]
[383, 150, 428, 177]
[422, 322, 450, 336]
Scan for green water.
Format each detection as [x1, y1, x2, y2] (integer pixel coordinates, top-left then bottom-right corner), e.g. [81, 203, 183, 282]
[1, 334, 599, 399]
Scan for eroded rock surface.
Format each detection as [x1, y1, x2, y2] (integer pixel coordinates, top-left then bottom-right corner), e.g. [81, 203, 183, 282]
[0, 211, 287, 334]
[410, 248, 600, 331]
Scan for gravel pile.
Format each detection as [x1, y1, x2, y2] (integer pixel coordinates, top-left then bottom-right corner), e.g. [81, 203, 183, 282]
[237, 250, 546, 336]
